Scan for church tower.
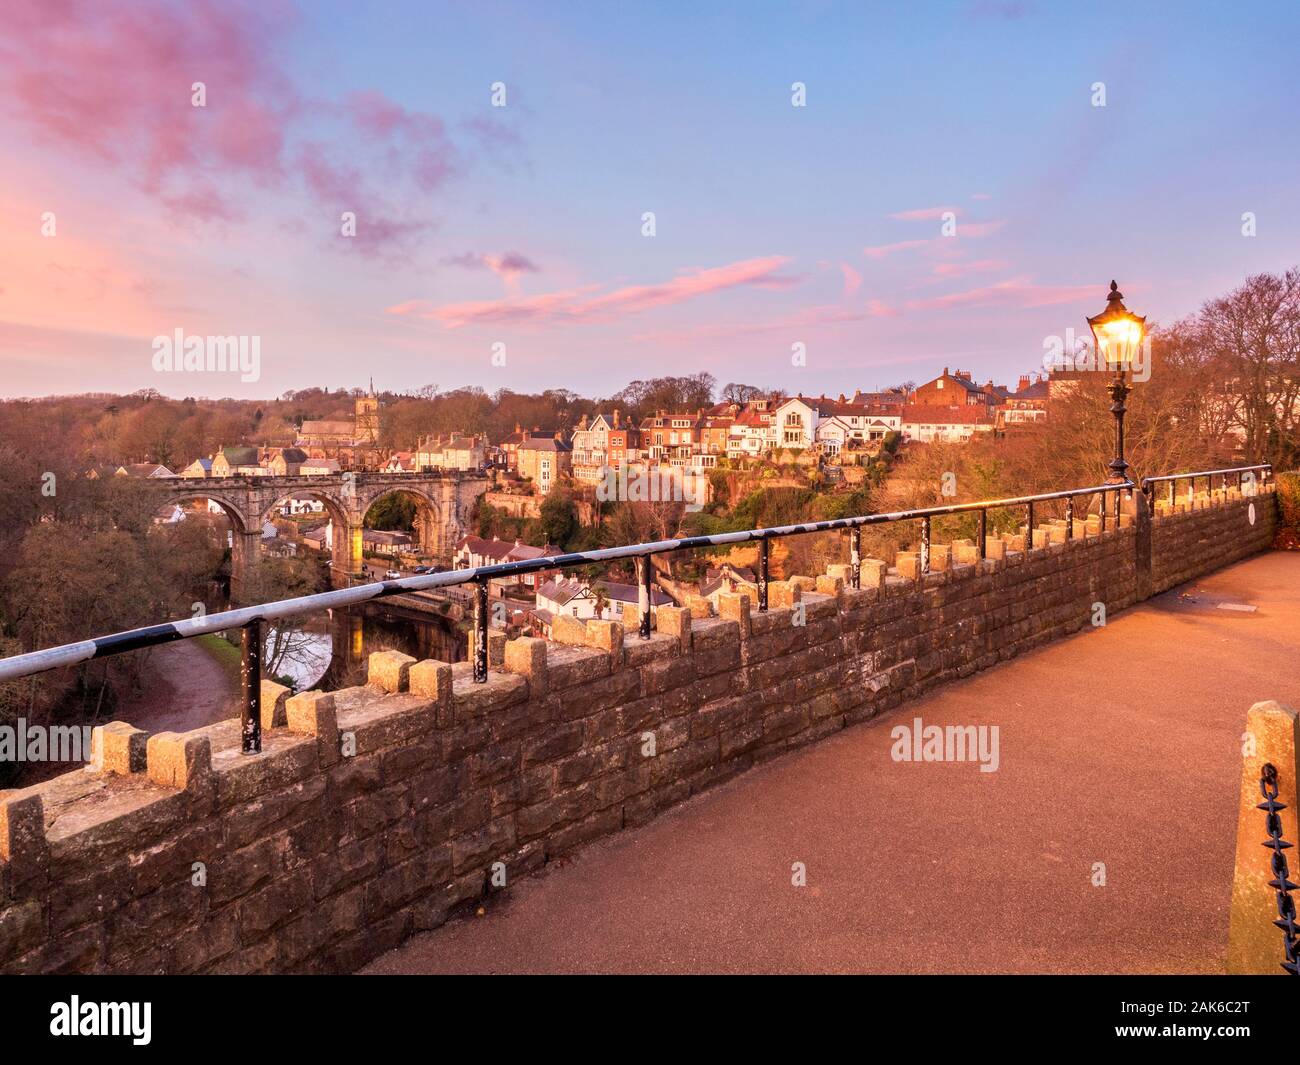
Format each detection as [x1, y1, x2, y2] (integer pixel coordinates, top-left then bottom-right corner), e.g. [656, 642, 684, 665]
[355, 378, 380, 446]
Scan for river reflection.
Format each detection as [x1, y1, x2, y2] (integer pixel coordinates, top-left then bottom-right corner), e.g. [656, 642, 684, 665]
[275, 602, 467, 692]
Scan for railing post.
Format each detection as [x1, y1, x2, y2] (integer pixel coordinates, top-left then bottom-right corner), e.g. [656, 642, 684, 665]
[977, 508, 987, 560]
[757, 538, 769, 612]
[1114, 485, 1122, 526]
[1027, 501, 1035, 545]
[849, 527, 861, 590]
[920, 515, 931, 573]
[1169, 479, 1176, 507]
[240, 619, 262, 755]
[638, 555, 653, 639]
[1065, 495, 1074, 540]
[473, 579, 488, 683]
[1098, 491, 1106, 532]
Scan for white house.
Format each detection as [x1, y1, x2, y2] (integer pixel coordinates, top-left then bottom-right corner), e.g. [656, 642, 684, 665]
[772, 397, 819, 450]
[900, 405, 996, 444]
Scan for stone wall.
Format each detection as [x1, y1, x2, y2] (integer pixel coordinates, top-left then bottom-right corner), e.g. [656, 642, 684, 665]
[0, 487, 1277, 973]
[1150, 487, 1277, 594]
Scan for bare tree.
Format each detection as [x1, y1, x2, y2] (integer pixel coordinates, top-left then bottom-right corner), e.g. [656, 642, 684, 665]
[1196, 268, 1300, 467]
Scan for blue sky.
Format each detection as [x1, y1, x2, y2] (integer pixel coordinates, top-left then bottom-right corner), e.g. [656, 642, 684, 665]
[2, 0, 1297, 398]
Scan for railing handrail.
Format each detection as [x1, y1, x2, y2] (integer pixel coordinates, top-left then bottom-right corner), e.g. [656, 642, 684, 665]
[1140, 463, 1271, 489]
[0, 477, 1139, 686]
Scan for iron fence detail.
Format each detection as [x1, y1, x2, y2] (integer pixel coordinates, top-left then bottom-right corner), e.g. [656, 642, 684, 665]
[0, 464, 1266, 749]
[1257, 762, 1300, 976]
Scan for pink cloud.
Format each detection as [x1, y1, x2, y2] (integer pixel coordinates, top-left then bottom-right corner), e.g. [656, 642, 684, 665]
[931, 258, 1009, 278]
[444, 250, 542, 295]
[903, 276, 1097, 312]
[889, 205, 962, 221]
[956, 219, 1007, 237]
[0, 0, 489, 258]
[863, 240, 929, 260]
[389, 255, 798, 328]
[867, 299, 901, 318]
[840, 262, 863, 296]
[629, 303, 869, 345]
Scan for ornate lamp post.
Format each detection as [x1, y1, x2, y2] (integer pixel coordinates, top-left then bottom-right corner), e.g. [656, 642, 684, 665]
[1087, 280, 1146, 486]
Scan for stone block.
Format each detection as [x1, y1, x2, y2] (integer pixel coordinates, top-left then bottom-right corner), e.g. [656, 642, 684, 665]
[502, 638, 548, 700]
[768, 581, 801, 609]
[586, 620, 626, 669]
[655, 607, 691, 655]
[815, 574, 844, 597]
[147, 732, 213, 795]
[89, 721, 148, 775]
[552, 613, 588, 646]
[0, 792, 47, 889]
[260, 679, 292, 729]
[367, 650, 417, 693]
[468, 631, 506, 669]
[716, 593, 751, 638]
[1228, 701, 1299, 974]
[285, 690, 339, 768]
[895, 552, 920, 579]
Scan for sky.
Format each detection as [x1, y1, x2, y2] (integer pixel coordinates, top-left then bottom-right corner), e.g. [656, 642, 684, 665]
[2, 0, 1298, 401]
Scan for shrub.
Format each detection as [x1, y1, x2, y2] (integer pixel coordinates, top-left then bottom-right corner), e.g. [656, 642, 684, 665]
[1274, 470, 1300, 549]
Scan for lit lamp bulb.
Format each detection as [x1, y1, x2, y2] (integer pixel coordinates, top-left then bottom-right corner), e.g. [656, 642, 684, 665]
[1088, 281, 1146, 372]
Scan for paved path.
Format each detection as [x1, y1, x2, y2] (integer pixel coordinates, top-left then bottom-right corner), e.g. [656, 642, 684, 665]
[364, 551, 1300, 975]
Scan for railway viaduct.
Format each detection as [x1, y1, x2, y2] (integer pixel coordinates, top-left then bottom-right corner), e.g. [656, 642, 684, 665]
[138, 471, 489, 594]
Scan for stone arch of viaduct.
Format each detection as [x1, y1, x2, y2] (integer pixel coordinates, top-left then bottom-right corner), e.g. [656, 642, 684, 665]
[143, 472, 488, 598]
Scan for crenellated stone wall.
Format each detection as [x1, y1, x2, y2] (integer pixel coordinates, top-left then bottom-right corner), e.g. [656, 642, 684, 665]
[0, 487, 1277, 973]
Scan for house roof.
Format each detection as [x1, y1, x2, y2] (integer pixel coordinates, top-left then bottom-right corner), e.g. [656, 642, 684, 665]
[220, 446, 259, 466]
[901, 404, 994, 425]
[537, 577, 589, 605]
[506, 542, 562, 562]
[1014, 380, 1051, 399]
[298, 420, 355, 436]
[457, 536, 559, 564]
[596, 581, 674, 606]
[518, 437, 571, 452]
[117, 463, 173, 478]
[362, 529, 411, 545]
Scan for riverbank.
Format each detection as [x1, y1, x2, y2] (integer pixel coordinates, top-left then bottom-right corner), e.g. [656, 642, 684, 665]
[115, 637, 240, 734]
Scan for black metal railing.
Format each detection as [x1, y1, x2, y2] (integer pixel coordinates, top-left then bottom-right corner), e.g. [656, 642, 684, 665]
[0, 464, 1264, 757]
[1140, 463, 1272, 507]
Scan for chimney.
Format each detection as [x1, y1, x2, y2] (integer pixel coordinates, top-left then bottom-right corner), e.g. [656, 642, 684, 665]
[1018, 375, 1030, 392]
[838, 393, 845, 403]
[613, 408, 620, 429]
[943, 367, 949, 377]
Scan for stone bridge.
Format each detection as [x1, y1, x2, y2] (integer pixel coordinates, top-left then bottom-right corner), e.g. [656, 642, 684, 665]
[142, 471, 489, 594]
[0, 484, 1290, 974]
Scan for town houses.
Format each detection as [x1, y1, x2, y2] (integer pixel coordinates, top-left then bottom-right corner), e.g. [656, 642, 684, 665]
[101, 362, 1084, 496]
[114, 367, 1074, 501]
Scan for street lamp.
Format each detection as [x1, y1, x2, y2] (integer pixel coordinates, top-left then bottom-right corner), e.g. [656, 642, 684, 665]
[1087, 280, 1146, 485]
